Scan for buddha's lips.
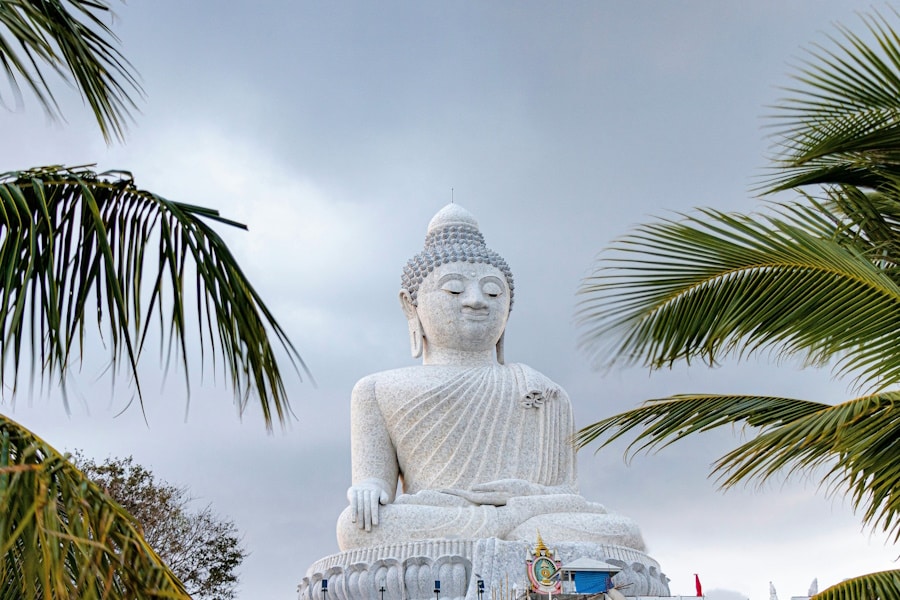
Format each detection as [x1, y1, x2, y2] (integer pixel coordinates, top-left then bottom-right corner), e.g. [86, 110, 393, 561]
[461, 309, 490, 320]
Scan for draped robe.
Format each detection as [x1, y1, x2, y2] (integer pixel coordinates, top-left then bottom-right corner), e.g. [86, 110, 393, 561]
[339, 363, 645, 551]
[380, 363, 577, 497]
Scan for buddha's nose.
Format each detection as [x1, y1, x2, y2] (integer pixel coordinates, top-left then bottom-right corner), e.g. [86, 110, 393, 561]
[462, 287, 488, 309]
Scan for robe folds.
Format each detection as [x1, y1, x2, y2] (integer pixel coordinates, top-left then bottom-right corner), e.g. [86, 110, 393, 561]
[354, 363, 578, 500]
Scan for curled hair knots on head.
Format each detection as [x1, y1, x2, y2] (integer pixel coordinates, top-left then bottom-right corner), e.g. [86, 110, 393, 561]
[401, 206, 515, 308]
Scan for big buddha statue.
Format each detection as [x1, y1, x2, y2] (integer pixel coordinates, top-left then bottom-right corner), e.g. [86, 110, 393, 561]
[298, 205, 670, 600]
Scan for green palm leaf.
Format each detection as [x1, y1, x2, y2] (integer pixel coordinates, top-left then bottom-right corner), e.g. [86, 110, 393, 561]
[574, 394, 827, 456]
[0, 164, 308, 428]
[765, 10, 900, 194]
[0, 414, 190, 599]
[717, 392, 900, 542]
[0, 0, 142, 142]
[812, 570, 900, 600]
[819, 184, 900, 267]
[576, 392, 900, 542]
[577, 203, 900, 392]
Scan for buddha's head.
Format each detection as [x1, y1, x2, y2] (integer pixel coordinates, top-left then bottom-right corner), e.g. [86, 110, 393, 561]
[400, 204, 514, 363]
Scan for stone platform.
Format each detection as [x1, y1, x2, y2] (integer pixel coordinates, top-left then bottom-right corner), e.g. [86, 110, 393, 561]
[297, 539, 670, 600]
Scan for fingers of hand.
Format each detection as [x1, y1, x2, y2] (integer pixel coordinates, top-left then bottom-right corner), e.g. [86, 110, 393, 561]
[348, 487, 384, 530]
[373, 491, 384, 526]
[349, 490, 359, 523]
[356, 491, 367, 528]
[364, 494, 374, 531]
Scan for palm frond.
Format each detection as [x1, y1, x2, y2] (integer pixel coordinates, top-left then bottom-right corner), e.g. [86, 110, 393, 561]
[577, 203, 900, 392]
[574, 394, 827, 456]
[0, 0, 142, 142]
[765, 9, 900, 194]
[813, 569, 900, 600]
[820, 184, 900, 267]
[577, 391, 900, 541]
[715, 391, 900, 542]
[0, 165, 308, 429]
[0, 414, 190, 599]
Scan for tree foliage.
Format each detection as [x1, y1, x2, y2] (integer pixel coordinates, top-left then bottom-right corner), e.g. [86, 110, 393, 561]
[76, 454, 246, 600]
[577, 9, 900, 600]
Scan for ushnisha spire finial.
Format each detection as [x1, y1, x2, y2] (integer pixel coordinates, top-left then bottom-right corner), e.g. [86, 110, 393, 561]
[401, 204, 514, 308]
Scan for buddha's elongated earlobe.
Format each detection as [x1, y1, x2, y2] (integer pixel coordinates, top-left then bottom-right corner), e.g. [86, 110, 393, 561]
[409, 317, 424, 359]
[399, 290, 424, 359]
[496, 332, 505, 364]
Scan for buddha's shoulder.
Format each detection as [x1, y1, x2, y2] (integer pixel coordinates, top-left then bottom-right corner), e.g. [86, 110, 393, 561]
[351, 363, 569, 400]
[352, 365, 460, 396]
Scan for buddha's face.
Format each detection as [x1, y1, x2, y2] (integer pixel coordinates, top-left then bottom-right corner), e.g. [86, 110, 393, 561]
[414, 262, 510, 354]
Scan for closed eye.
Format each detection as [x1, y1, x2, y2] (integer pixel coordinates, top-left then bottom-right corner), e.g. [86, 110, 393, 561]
[441, 280, 465, 294]
[482, 281, 503, 297]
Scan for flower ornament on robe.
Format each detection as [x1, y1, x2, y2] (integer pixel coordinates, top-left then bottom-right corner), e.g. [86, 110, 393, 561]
[513, 363, 559, 409]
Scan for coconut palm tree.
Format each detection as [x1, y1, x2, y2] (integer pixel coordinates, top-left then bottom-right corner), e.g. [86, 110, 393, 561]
[576, 10, 900, 600]
[0, 2, 305, 597]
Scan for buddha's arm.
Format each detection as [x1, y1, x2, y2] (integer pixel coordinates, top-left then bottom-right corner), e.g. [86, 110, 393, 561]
[348, 375, 399, 531]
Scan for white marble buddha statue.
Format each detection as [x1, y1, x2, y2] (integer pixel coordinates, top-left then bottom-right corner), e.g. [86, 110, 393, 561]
[336, 204, 645, 552]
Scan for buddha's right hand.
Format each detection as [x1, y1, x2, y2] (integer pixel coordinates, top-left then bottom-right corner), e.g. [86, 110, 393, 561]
[347, 479, 391, 531]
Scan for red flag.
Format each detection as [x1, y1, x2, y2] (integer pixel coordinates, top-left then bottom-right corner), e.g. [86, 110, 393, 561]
[695, 574, 703, 597]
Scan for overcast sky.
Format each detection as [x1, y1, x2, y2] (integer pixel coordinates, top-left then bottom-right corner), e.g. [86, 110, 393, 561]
[2, 2, 898, 599]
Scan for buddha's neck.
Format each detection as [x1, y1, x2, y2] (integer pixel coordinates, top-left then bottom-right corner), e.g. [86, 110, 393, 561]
[422, 346, 497, 367]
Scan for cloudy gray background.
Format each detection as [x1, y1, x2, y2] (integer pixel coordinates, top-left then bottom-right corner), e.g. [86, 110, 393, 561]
[2, 2, 897, 599]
